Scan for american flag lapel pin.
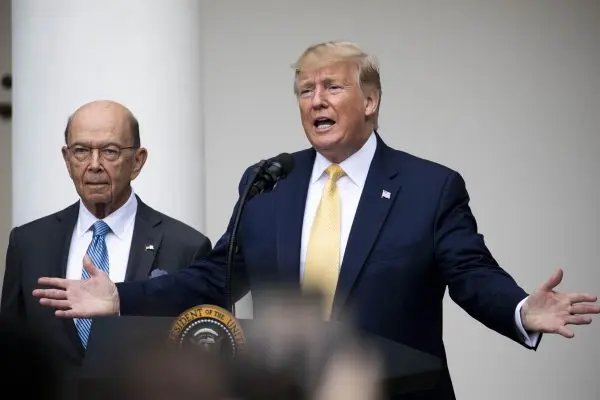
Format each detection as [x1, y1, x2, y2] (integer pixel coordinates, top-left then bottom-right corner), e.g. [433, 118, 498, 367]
[381, 190, 391, 199]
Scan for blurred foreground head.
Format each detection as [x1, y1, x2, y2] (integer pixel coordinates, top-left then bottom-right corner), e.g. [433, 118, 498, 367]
[233, 289, 384, 400]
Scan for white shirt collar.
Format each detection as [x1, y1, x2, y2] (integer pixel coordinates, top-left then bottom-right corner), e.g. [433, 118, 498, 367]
[310, 132, 377, 188]
[76, 189, 138, 239]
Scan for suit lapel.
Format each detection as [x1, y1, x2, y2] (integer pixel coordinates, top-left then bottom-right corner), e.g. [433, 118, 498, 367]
[53, 202, 87, 356]
[52, 203, 79, 279]
[276, 149, 315, 285]
[332, 138, 402, 316]
[125, 197, 163, 281]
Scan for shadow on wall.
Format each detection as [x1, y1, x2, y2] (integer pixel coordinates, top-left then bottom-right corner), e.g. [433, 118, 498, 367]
[0, 70, 10, 296]
[0, 73, 10, 120]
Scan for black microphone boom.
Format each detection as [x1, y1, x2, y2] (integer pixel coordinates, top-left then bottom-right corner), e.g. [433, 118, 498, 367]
[225, 153, 294, 314]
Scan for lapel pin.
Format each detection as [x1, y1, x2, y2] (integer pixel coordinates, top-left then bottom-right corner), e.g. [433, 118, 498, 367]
[381, 190, 391, 199]
[145, 244, 155, 252]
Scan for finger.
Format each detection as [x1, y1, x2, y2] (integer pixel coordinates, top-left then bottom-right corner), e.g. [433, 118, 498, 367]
[569, 293, 598, 304]
[555, 325, 574, 338]
[39, 298, 72, 309]
[540, 268, 563, 292]
[32, 288, 68, 300]
[569, 303, 600, 315]
[37, 277, 71, 289]
[565, 315, 592, 325]
[83, 254, 101, 277]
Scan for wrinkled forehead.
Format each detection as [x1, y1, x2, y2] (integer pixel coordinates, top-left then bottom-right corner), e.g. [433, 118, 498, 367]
[69, 107, 130, 144]
[295, 60, 358, 87]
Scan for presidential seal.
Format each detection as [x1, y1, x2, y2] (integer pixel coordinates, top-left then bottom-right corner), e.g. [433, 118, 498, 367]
[169, 304, 246, 359]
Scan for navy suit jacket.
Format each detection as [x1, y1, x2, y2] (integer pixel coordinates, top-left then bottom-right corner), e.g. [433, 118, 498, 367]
[118, 135, 539, 399]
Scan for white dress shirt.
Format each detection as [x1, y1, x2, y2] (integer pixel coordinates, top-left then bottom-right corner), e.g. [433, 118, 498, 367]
[300, 132, 377, 277]
[299, 132, 539, 347]
[65, 190, 138, 284]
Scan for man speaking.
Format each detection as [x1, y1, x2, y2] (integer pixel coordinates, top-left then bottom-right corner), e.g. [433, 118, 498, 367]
[33, 41, 599, 399]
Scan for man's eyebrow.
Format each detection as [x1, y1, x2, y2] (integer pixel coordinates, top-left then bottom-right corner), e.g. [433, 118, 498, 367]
[321, 77, 339, 86]
[298, 77, 340, 88]
[68, 141, 121, 147]
[298, 80, 314, 88]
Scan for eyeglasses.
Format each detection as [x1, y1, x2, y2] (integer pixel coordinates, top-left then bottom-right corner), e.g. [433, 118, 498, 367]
[67, 145, 138, 162]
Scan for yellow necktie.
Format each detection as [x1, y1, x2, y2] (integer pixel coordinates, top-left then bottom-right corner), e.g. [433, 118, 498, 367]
[303, 163, 346, 319]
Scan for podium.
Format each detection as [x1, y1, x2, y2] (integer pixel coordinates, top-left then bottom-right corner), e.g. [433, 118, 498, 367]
[78, 316, 442, 399]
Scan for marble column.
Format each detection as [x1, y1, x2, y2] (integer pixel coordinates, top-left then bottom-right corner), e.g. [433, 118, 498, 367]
[11, 0, 205, 231]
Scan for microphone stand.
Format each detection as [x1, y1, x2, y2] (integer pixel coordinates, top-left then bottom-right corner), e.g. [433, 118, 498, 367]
[225, 160, 268, 316]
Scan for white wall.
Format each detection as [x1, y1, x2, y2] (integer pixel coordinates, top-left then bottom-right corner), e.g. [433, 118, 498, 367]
[0, 0, 10, 291]
[200, 1, 599, 399]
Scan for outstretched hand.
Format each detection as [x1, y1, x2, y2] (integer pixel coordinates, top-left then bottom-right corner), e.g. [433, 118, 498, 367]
[521, 268, 600, 338]
[32, 254, 120, 318]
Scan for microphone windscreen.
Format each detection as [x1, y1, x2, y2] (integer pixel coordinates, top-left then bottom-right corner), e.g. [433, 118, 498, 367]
[271, 153, 294, 176]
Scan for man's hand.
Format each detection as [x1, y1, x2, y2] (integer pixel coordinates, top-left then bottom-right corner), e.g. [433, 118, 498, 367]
[32, 255, 120, 318]
[521, 268, 600, 338]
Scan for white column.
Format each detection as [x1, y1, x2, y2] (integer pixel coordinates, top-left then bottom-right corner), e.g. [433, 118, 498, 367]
[11, 0, 205, 231]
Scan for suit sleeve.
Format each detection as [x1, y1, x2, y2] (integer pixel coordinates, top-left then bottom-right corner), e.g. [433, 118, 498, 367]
[1, 228, 25, 319]
[117, 168, 253, 317]
[434, 171, 538, 348]
[191, 236, 212, 262]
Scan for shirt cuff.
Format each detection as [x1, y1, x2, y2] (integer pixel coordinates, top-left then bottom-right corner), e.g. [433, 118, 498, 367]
[515, 296, 540, 348]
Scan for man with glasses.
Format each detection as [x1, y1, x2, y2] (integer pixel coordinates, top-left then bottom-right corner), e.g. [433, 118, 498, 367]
[1, 100, 212, 382]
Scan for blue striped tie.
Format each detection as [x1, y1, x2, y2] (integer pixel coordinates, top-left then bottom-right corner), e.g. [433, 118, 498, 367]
[75, 220, 111, 348]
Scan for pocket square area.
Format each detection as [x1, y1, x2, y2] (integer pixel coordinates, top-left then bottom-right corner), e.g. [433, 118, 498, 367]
[150, 269, 168, 278]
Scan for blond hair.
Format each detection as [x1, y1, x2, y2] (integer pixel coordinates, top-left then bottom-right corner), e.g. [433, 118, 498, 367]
[292, 41, 382, 128]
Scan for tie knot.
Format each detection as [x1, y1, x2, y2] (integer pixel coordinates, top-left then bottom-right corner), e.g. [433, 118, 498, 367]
[326, 164, 345, 182]
[92, 220, 111, 237]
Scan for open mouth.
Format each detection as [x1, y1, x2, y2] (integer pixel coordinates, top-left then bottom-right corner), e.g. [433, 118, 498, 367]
[313, 117, 336, 132]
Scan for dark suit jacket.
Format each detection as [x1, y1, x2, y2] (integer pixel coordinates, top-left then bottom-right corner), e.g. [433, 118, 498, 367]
[118, 136, 540, 399]
[0, 195, 212, 372]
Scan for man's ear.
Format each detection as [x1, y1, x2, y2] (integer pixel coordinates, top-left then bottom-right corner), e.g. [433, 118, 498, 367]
[363, 88, 380, 119]
[130, 147, 148, 180]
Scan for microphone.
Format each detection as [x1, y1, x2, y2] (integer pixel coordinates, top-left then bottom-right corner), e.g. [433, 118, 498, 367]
[226, 153, 294, 315]
[248, 153, 294, 198]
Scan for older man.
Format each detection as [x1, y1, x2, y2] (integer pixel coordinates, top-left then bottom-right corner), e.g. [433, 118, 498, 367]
[2, 100, 212, 372]
[32, 44, 599, 399]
